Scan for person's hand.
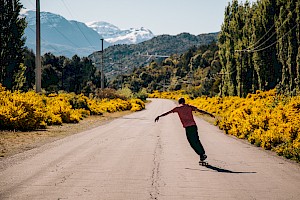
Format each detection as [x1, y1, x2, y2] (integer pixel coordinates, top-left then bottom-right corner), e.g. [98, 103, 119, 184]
[155, 116, 160, 122]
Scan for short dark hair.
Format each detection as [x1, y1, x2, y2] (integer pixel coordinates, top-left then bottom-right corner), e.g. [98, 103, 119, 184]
[178, 98, 185, 104]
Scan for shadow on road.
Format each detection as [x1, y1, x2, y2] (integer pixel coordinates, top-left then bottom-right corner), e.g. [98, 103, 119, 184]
[204, 164, 256, 174]
[185, 164, 256, 174]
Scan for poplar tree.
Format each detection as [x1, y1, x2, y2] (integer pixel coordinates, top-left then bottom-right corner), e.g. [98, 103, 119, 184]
[219, 0, 239, 96]
[286, 0, 298, 93]
[241, 1, 254, 95]
[219, 0, 300, 96]
[296, 1, 300, 93]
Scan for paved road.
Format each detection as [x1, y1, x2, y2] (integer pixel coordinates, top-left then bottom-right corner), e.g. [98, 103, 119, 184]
[0, 98, 300, 200]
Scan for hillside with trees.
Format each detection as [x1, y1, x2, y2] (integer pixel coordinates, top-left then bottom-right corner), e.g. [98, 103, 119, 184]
[109, 42, 221, 97]
[90, 32, 218, 80]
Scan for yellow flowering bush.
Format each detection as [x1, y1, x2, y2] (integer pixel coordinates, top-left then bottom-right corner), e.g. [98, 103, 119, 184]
[130, 99, 145, 111]
[148, 90, 190, 101]
[151, 89, 300, 162]
[97, 98, 131, 113]
[43, 94, 89, 125]
[0, 89, 47, 130]
[0, 85, 145, 131]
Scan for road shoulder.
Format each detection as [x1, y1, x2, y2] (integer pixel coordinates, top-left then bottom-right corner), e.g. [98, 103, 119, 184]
[0, 111, 132, 159]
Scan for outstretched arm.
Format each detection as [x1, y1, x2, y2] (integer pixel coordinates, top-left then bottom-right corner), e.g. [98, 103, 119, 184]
[155, 110, 173, 122]
[195, 108, 215, 118]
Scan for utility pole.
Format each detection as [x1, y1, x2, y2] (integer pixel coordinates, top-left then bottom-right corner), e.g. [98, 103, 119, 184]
[100, 38, 104, 89]
[35, 0, 41, 92]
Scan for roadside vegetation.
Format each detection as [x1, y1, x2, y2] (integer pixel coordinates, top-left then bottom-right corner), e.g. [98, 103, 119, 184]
[0, 84, 145, 131]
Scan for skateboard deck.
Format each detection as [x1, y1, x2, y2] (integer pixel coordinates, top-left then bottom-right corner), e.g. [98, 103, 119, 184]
[199, 161, 208, 166]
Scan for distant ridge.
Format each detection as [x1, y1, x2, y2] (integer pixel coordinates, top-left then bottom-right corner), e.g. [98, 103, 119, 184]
[90, 32, 219, 79]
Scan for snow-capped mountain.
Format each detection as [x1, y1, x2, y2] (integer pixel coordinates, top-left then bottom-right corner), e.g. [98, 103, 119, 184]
[21, 10, 154, 57]
[21, 9, 109, 57]
[85, 21, 121, 39]
[86, 21, 155, 45]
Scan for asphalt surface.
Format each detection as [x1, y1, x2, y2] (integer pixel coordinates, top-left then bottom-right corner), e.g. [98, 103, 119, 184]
[0, 98, 299, 200]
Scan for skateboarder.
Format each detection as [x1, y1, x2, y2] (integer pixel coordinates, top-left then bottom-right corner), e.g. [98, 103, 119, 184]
[154, 98, 215, 163]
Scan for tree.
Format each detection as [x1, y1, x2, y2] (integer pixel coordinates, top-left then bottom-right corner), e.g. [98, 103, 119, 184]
[0, 0, 27, 90]
[218, 0, 300, 96]
[23, 48, 36, 91]
[218, 0, 239, 96]
[296, 0, 300, 93]
[41, 53, 60, 92]
[12, 63, 26, 91]
[42, 64, 60, 92]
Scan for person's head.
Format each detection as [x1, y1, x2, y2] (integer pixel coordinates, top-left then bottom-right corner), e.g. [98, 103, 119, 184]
[178, 97, 185, 104]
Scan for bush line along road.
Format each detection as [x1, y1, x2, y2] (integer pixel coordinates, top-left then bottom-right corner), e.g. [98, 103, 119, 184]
[150, 90, 300, 162]
[0, 99, 300, 199]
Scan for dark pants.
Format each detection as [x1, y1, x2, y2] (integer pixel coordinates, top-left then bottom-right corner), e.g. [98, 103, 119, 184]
[185, 125, 205, 156]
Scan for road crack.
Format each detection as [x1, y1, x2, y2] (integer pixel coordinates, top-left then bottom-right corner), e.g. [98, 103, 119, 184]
[150, 135, 162, 200]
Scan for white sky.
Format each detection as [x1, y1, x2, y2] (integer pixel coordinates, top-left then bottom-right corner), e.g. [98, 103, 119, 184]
[20, 0, 257, 35]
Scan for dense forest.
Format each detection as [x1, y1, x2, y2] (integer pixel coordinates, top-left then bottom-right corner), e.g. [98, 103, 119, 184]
[219, 0, 300, 97]
[0, 45, 103, 94]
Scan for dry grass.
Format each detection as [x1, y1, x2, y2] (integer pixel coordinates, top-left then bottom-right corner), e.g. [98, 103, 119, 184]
[0, 111, 131, 159]
[194, 113, 217, 125]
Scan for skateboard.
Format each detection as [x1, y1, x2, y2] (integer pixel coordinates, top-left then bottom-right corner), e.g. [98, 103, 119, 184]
[199, 161, 208, 166]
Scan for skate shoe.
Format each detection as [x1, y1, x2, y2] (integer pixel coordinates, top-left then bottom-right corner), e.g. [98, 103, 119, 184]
[200, 154, 207, 161]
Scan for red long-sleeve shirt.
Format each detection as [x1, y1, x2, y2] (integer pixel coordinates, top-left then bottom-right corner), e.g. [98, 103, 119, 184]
[171, 104, 197, 128]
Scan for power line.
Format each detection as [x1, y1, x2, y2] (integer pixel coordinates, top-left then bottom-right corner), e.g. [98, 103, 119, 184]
[24, 4, 81, 49]
[249, 23, 298, 53]
[245, 24, 275, 51]
[35, 21, 81, 48]
[218, 68, 237, 76]
[60, 0, 97, 51]
[236, 22, 298, 53]
[52, 26, 81, 48]
[249, 7, 297, 52]
[26, 0, 35, 7]
[236, 7, 297, 53]
[24, 1, 94, 50]
[27, 26, 71, 55]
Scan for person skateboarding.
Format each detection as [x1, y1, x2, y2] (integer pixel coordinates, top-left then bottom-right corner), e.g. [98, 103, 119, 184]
[154, 97, 215, 164]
